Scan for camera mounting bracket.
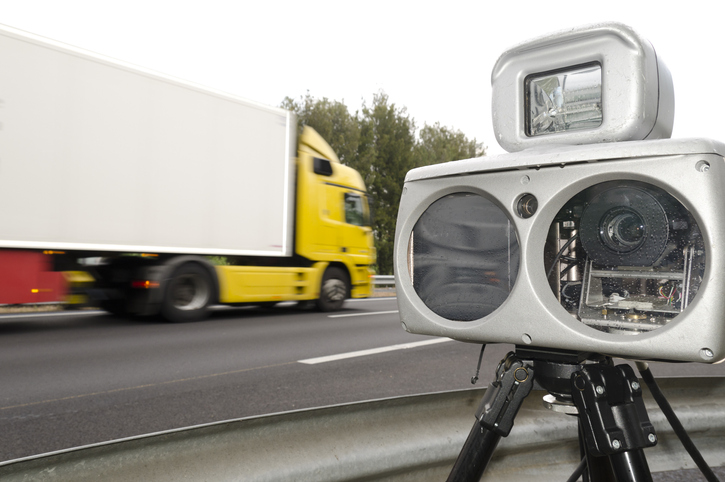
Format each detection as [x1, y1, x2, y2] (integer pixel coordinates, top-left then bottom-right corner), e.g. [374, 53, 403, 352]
[571, 363, 657, 482]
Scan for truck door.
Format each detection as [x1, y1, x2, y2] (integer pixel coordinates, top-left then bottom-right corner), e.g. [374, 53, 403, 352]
[340, 191, 373, 265]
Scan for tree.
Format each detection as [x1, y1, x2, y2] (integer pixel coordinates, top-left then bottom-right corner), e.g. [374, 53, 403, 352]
[415, 122, 485, 166]
[282, 92, 484, 275]
[356, 92, 416, 276]
[280, 94, 360, 165]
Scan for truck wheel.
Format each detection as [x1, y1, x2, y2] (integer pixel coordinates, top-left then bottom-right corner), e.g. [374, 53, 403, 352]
[161, 263, 213, 322]
[317, 267, 349, 312]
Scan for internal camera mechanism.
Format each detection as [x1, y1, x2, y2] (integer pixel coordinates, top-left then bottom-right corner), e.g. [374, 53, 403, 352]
[547, 181, 705, 334]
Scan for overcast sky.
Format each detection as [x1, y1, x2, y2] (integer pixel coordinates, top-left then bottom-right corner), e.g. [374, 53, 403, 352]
[1, 1, 722, 155]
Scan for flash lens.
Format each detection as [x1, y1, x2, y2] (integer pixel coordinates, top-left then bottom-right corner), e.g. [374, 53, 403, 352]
[526, 63, 603, 136]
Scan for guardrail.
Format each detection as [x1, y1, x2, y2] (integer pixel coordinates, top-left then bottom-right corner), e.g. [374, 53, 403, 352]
[372, 275, 395, 287]
[1, 377, 723, 481]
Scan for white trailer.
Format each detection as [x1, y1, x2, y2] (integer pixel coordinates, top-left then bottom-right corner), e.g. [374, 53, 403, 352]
[0, 24, 296, 257]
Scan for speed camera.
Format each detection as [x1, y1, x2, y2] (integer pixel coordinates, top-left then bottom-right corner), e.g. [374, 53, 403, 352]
[394, 23, 725, 363]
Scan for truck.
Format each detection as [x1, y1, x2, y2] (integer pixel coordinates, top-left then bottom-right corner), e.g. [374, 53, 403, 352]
[0, 24, 375, 321]
[0, 250, 66, 305]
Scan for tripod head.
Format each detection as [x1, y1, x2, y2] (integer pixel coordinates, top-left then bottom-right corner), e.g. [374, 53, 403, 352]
[451, 347, 658, 482]
[515, 347, 603, 403]
[487, 347, 658, 457]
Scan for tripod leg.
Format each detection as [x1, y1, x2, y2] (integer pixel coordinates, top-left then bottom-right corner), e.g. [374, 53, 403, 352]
[446, 424, 501, 482]
[578, 419, 615, 482]
[609, 449, 653, 482]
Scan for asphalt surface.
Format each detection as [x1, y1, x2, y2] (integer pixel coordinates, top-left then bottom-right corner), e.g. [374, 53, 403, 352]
[0, 298, 484, 461]
[1, 297, 724, 469]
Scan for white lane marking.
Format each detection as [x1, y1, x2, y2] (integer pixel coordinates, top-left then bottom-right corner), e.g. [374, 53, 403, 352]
[347, 297, 397, 302]
[328, 310, 399, 318]
[298, 337, 452, 365]
[0, 310, 104, 320]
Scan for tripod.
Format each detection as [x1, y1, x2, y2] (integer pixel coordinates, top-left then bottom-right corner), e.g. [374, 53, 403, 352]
[448, 348, 659, 482]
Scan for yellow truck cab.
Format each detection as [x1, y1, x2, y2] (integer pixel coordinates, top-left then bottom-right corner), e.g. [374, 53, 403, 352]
[214, 127, 375, 312]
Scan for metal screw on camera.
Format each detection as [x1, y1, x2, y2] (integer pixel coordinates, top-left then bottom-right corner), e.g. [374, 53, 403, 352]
[631, 381, 640, 391]
[612, 439, 621, 450]
[595, 385, 605, 395]
[648, 433, 657, 444]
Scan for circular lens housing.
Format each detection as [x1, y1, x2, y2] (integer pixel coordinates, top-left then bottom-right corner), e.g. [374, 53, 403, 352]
[546, 181, 705, 335]
[409, 193, 519, 322]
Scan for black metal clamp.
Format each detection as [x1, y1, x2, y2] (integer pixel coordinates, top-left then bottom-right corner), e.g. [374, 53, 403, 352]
[571, 363, 657, 482]
[477, 352, 535, 436]
[447, 352, 534, 482]
[571, 363, 657, 456]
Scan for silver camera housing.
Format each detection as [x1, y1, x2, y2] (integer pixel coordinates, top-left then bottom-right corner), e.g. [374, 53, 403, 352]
[394, 138, 725, 363]
[394, 22, 725, 363]
[394, 23, 725, 363]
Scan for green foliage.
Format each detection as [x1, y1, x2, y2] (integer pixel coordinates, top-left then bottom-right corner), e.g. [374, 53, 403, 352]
[283, 92, 485, 275]
[416, 122, 485, 166]
[207, 256, 230, 266]
[357, 92, 416, 277]
[281, 94, 360, 165]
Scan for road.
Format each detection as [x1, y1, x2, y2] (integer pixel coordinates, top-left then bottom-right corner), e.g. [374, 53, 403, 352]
[1, 297, 724, 462]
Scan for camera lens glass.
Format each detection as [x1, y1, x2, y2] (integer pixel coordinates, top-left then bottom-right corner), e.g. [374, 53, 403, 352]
[579, 185, 670, 267]
[408, 192, 519, 322]
[599, 207, 646, 253]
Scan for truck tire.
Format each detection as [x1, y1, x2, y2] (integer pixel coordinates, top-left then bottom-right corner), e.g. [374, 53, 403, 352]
[161, 263, 213, 322]
[317, 267, 349, 312]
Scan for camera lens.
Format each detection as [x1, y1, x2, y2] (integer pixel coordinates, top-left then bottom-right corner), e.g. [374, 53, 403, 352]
[517, 193, 538, 218]
[578, 184, 670, 266]
[599, 207, 646, 253]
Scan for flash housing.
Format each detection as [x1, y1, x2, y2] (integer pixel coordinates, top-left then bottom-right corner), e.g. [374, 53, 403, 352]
[492, 23, 674, 152]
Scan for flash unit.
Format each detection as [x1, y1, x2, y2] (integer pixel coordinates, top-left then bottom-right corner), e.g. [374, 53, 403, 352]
[492, 23, 674, 152]
[394, 23, 725, 363]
